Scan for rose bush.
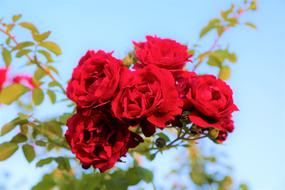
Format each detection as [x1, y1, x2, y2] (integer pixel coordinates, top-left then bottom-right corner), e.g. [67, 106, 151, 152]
[65, 36, 238, 172]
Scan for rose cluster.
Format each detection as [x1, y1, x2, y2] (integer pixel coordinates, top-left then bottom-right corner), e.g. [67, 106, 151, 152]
[66, 36, 238, 172]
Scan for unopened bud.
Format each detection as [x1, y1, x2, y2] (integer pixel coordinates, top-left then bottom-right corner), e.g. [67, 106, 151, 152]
[155, 137, 166, 148]
[208, 128, 219, 140]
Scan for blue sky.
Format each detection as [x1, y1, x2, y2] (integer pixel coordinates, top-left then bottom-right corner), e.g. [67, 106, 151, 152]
[0, 0, 284, 189]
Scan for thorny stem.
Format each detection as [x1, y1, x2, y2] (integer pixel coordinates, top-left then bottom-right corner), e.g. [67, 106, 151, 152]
[0, 26, 66, 94]
[192, 7, 251, 71]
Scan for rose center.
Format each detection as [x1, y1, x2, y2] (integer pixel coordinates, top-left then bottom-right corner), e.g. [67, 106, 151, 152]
[212, 90, 221, 100]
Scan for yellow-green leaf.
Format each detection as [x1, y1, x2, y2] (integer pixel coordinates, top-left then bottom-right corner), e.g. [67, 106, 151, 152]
[47, 89, 56, 104]
[221, 4, 235, 20]
[35, 140, 46, 147]
[34, 68, 46, 81]
[0, 84, 29, 105]
[11, 133, 28, 143]
[2, 47, 12, 67]
[22, 144, 36, 163]
[19, 22, 39, 34]
[207, 54, 223, 67]
[219, 66, 231, 80]
[245, 22, 257, 29]
[226, 17, 238, 26]
[39, 41, 61, 56]
[16, 49, 32, 58]
[32, 88, 44, 105]
[228, 53, 237, 63]
[200, 19, 221, 38]
[12, 14, 22, 22]
[36, 157, 53, 167]
[33, 31, 51, 42]
[47, 65, 59, 75]
[0, 142, 18, 161]
[37, 50, 54, 62]
[1, 118, 20, 136]
[13, 41, 34, 51]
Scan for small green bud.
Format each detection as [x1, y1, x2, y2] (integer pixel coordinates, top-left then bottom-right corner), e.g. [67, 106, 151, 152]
[155, 137, 166, 148]
[208, 128, 219, 140]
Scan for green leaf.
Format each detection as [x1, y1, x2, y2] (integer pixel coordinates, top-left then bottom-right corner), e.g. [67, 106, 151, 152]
[221, 4, 235, 20]
[36, 157, 70, 171]
[12, 14, 22, 22]
[11, 133, 27, 143]
[37, 50, 54, 62]
[42, 121, 63, 137]
[216, 26, 225, 36]
[6, 24, 15, 32]
[47, 65, 59, 75]
[32, 88, 44, 105]
[0, 142, 18, 161]
[18, 113, 30, 120]
[245, 22, 257, 29]
[2, 47, 12, 67]
[140, 167, 153, 183]
[39, 41, 61, 56]
[126, 166, 153, 185]
[12, 41, 34, 51]
[55, 157, 71, 171]
[105, 171, 129, 190]
[48, 81, 64, 91]
[200, 19, 221, 38]
[5, 38, 11, 45]
[227, 53, 237, 63]
[36, 157, 54, 167]
[1, 119, 19, 136]
[47, 89, 56, 104]
[1, 114, 28, 137]
[0, 84, 29, 105]
[35, 140, 46, 147]
[156, 132, 170, 142]
[212, 49, 237, 64]
[250, 1, 257, 10]
[58, 113, 72, 124]
[19, 22, 39, 34]
[239, 183, 249, 190]
[16, 49, 32, 58]
[20, 125, 28, 135]
[32, 174, 55, 190]
[188, 49, 195, 56]
[33, 31, 51, 42]
[207, 54, 223, 67]
[48, 81, 61, 88]
[219, 66, 231, 80]
[22, 144, 36, 162]
[226, 17, 238, 26]
[34, 68, 46, 81]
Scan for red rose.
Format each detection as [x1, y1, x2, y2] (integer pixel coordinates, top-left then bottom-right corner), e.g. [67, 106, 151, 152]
[0, 67, 8, 90]
[12, 75, 37, 89]
[65, 109, 142, 172]
[66, 50, 123, 108]
[111, 65, 183, 136]
[187, 75, 238, 131]
[173, 70, 197, 109]
[134, 36, 192, 70]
